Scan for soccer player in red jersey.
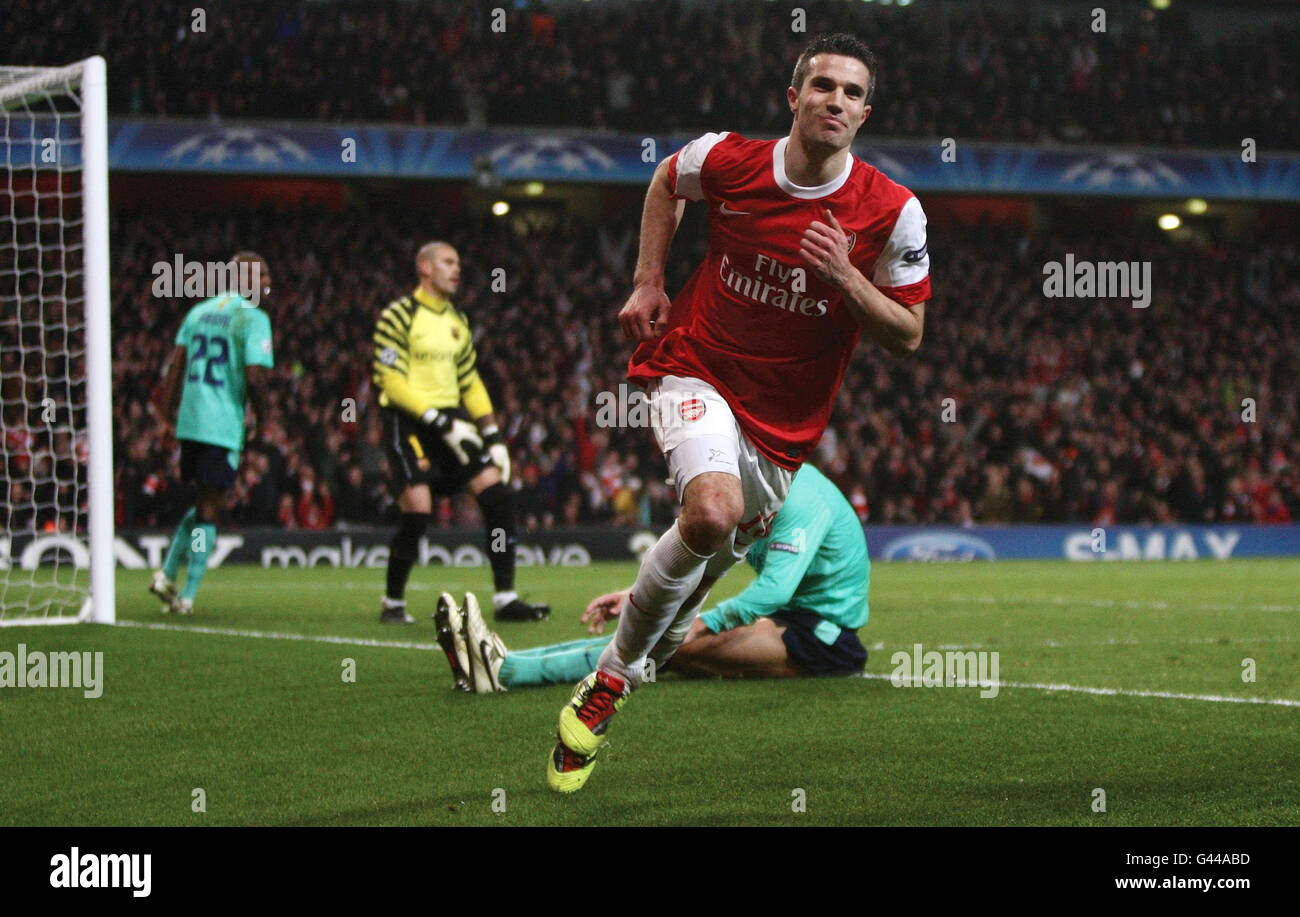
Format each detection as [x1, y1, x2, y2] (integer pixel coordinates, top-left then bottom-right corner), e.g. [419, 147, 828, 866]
[548, 33, 932, 792]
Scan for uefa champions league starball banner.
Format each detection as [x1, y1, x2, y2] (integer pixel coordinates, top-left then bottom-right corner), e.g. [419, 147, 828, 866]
[2, 524, 1299, 570]
[14, 117, 1300, 201]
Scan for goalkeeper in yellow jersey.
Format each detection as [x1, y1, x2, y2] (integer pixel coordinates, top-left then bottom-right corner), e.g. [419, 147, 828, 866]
[371, 242, 549, 624]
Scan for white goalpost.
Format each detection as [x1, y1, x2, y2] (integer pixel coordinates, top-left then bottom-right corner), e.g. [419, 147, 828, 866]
[0, 57, 113, 626]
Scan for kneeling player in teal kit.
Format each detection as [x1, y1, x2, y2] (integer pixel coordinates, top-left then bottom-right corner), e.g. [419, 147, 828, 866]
[436, 463, 870, 694]
[149, 252, 274, 614]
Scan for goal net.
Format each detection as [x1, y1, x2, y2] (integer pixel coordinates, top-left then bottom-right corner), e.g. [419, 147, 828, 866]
[0, 58, 113, 625]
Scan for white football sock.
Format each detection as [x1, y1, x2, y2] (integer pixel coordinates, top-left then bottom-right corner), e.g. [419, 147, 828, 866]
[649, 543, 741, 671]
[648, 588, 711, 671]
[597, 520, 713, 688]
[492, 590, 518, 610]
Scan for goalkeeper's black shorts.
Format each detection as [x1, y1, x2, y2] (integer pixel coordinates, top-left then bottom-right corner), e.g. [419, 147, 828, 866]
[382, 408, 490, 498]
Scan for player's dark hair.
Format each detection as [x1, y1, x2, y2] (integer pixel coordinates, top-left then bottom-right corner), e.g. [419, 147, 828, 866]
[791, 33, 877, 104]
[230, 250, 269, 274]
[228, 250, 269, 299]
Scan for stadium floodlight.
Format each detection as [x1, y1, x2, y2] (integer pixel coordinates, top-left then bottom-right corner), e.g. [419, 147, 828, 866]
[1, 57, 114, 626]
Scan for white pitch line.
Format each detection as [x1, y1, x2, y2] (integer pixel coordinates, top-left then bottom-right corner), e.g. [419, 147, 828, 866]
[293, 581, 444, 591]
[946, 595, 1300, 613]
[868, 636, 1295, 651]
[111, 622, 1300, 707]
[932, 634, 1297, 650]
[855, 672, 1300, 707]
[114, 619, 440, 651]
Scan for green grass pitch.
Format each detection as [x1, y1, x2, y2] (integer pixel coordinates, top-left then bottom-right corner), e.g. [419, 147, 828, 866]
[3, 558, 1297, 826]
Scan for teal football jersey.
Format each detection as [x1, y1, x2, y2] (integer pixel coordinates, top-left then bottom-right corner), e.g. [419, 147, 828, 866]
[174, 294, 274, 453]
[700, 464, 870, 641]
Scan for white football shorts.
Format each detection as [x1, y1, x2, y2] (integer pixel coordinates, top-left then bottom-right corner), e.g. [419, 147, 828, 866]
[647, 374, 794, 575]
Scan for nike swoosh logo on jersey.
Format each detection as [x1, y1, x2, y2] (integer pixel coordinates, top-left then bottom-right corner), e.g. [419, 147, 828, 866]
[718, 201, 750, 215]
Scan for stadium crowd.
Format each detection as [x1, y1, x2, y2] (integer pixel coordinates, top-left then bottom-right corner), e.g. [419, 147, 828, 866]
[5, 0, 1299, 150]
[4, 0, 1298, 535]
[56, 200, 1292, 533]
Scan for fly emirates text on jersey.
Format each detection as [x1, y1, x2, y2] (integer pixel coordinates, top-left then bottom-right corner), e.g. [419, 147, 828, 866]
[719, 252, 829, 317]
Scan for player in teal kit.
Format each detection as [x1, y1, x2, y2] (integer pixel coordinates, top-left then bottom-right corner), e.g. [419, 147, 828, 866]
[437, 463, 870, 693]
[149, 252, 274, 614]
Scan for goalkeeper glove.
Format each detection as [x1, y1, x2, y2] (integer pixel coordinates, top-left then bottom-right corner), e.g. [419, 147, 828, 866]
[481, 424, 510, 483]
[420, 408, 485, 467]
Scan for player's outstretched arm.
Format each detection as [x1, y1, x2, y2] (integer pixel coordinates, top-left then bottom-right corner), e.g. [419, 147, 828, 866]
[701, 506, 833, 634]
[619, 158, 685, 342]
[582, 588, 631, 635]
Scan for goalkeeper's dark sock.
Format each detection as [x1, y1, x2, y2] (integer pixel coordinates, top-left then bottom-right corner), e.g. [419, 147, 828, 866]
[386, 512, 431, 601]
[162, 507, 196, 580]
[179, 522, 216, 601]
[476, 482, 517, 594]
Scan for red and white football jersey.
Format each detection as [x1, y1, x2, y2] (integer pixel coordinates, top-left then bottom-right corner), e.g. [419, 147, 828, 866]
[628, 131, 931, 470]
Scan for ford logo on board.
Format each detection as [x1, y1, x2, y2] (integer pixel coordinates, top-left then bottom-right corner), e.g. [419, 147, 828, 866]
[882, 533, 996, 562]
